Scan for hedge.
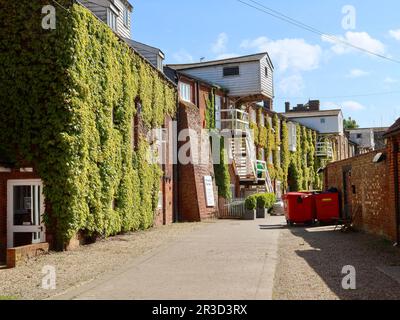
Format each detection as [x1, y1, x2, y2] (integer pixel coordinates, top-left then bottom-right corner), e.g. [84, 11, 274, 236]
[0, 1, 177, 247]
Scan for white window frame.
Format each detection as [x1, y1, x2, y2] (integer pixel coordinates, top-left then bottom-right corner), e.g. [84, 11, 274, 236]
[7, 179, 46, 248]
[123, 7, 129, 27]
[179, 82, 192, 102]
[107, 9, 117, 32]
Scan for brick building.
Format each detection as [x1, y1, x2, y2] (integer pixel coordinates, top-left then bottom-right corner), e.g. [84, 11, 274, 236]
[324, 118, 400, 244]
[164, 69, 221, 221]
[0, 0, 176, 266]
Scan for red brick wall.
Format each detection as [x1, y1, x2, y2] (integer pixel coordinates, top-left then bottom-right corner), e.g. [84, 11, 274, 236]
[0, 168, 40, 263]
[177, 101, 218, 222]
[324, 150, 397, 241]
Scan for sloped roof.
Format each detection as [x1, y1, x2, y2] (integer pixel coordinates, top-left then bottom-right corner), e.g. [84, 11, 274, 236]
[384, 118, 400, 137]
[167, 52, 274, 70]
[282, 109, 342, 118]
[124, 39, 165, 58]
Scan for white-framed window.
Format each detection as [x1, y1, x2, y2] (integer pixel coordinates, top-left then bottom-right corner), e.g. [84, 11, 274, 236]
[320, 118, 326, 124]
[123, 7, 129, 27]
[158, 191, 163, 210]
[288, 122, 297, 152]
[179, 82, 192, 102]
[107, 9, 117, 31]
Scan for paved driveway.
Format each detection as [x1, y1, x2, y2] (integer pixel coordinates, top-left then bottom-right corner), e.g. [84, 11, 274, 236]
[56, 216, 284, 300]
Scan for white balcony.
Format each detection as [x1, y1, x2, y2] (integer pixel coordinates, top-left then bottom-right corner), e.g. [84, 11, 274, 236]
[316, 142, 333, 158]
[217, 109, 249, 132]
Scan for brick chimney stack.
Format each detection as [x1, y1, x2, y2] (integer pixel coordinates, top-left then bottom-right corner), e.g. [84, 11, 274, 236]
[285, 102, 291, 113]
[308, 100, 320, 111]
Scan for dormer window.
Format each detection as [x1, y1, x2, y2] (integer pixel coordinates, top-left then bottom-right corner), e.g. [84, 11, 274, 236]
[223, 66, 239, 77]
[107, 9, 117, 31]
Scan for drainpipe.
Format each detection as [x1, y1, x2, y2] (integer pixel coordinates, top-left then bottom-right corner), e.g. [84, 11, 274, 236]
[393, 140, 400, 245]
[173, 80, 180, 223]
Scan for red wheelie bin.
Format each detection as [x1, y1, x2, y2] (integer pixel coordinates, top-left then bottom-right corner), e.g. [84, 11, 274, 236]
[283, 192, 316, 226]
[314, 192, 340, 223]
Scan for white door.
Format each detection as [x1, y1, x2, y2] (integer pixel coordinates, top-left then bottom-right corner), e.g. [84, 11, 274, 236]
[7, 180, 45, 248]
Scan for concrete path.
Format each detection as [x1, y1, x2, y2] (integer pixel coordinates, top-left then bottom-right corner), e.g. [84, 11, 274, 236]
[56, 216, 285, 300]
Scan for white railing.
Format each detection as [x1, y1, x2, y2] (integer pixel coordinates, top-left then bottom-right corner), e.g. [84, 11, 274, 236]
[316, 142, 333, 158]
[218, 109, 250, 131]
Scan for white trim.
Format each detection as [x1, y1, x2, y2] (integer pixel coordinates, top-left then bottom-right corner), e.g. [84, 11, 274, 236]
[0, 167, 11, 173]
[7, 179, 45, 248]
[20, 168, 34, 173]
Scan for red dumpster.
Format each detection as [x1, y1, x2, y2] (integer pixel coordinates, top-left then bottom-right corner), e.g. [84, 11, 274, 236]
[314, 192, 340, 223]
[283, 192, 315, 226]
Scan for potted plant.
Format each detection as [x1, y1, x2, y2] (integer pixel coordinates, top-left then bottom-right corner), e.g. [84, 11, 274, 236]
[256, 194, 267, 218]
[244, 195, 257, 220]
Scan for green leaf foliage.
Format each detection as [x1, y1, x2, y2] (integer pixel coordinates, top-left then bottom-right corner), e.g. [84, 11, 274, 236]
[0, 1, 176, 246]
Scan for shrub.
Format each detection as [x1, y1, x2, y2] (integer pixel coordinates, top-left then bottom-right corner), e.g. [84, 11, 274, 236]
[256, 194, 267, 209]
[255, 193, 276, 209]
[245, 195, 257, 210]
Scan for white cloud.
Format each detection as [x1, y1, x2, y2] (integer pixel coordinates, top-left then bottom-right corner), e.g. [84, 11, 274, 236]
[240, 37, 322, 72]
[172, 50, 194, 63]
[322, 32, 385, 56]
[389, 29, 400, 41]
[278, 74, 305, 96]
[341, 100, 366, 111]
[346, 69, 369, 78]
[384, 77, 398, 84]
[212, 33, 228, 54]
[322, 102, 341, 110]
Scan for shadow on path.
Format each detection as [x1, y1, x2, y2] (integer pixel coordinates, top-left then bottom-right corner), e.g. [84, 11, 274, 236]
[287, 226, 400, 299]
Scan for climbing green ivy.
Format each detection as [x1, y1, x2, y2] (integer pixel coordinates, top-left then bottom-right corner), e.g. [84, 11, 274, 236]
[205, 89, 216, 130]
[214, 137, 232, 200]
[0, 1, 176, 247]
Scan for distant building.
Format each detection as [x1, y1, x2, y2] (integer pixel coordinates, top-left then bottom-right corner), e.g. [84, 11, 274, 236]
[347, 127, 389, 155]
[282, 100, 354, 163]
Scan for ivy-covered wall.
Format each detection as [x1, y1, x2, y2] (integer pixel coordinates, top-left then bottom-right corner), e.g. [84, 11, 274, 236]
[0, 1, 176, 247]
[250, 106, 320, 193]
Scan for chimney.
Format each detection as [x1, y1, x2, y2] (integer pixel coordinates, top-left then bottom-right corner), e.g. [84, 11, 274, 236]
[308, 100, 320, 111]
[285, 102, 290, 113]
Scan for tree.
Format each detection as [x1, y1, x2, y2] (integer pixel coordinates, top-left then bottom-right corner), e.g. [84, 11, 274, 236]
[344, 117, 359, 130]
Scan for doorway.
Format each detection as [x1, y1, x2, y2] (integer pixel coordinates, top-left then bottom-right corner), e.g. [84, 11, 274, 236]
[7, 180, 45, 248]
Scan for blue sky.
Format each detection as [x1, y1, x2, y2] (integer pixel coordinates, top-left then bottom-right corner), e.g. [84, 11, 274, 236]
[131, 0, 400, 128]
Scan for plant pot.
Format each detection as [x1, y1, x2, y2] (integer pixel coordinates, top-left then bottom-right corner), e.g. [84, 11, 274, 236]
[243, 209, 256, 220]
[256, 208, 267, 219]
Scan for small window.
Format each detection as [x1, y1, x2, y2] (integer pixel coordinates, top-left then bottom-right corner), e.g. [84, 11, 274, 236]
[107, 9, 117, 31]
[179, 82, 192, 102]
[123, 7, 129, 27]
[320, 118, 326, 124]
[265, 67, 268, 78]
[357, 134, 362, 139]
[223, 66, 239, 77]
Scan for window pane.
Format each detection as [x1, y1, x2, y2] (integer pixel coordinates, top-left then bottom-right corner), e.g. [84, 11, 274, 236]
[13, 186, 32, 226]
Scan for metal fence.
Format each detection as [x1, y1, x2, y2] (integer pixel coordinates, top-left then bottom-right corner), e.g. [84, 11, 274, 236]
[218, 198, 246, 219]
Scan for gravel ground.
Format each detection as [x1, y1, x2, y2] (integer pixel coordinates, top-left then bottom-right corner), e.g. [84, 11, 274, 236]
[0, 222, 205, 300]
[273, 225, 400, 300]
